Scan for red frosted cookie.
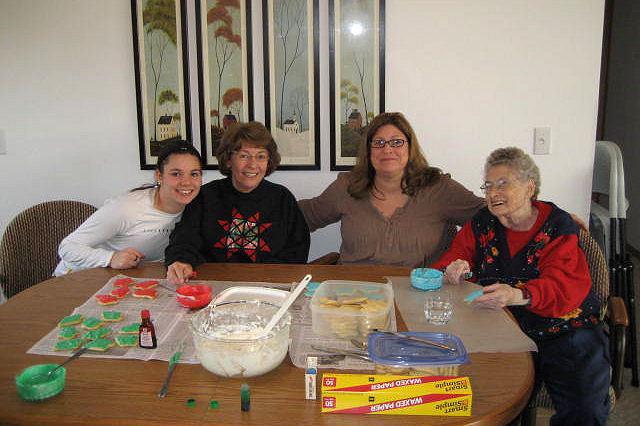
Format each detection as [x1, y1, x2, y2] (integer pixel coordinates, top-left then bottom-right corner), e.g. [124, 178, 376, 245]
[132, 288, 157, 299]
[96, 294, 119, 305]
[110, 286, 130, 299]
[134, 280, 159, 290]
[113, 277, 134, 288]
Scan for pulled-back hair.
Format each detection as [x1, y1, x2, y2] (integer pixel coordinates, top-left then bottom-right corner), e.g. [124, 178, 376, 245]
[484, 146, 540, 199]
[216, 122, 281, 177]
[132, 140, 203, 191]
[348, 112, 442, 199]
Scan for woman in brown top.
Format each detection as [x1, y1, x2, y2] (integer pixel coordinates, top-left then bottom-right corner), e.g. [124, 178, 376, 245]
[299, 112, 484, 267]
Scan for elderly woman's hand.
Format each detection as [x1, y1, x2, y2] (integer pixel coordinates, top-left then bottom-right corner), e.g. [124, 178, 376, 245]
[444, 259, 470, 285]
[473, 283, 529, 309]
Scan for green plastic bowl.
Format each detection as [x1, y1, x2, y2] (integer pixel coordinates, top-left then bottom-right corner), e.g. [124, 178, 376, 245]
[15, 363, 66, 401]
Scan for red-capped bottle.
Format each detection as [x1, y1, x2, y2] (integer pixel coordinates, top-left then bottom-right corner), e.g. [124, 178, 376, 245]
[139, 309, 157, 349]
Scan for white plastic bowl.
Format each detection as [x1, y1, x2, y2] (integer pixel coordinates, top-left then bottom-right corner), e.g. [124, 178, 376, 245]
[190, 301, 291, 378]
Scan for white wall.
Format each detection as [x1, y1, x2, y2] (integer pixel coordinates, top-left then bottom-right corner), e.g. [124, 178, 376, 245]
[0, 0, 604, 261]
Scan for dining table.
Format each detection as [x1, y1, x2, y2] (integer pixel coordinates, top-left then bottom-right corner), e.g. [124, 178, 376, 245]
[0, 262, 534, 425]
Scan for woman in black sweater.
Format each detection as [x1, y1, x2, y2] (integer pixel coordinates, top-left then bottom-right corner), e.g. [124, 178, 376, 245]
[165, 122, 310, 285]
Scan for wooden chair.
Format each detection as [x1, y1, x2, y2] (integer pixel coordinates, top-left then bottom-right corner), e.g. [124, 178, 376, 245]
[521, 228, 628, 425]
[0, 200, 96, 298]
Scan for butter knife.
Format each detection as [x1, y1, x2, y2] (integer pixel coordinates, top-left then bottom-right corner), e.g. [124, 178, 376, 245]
[310, 345, 371, 361]
[375, 330, 456, 352]
[158, 350, 182, 398]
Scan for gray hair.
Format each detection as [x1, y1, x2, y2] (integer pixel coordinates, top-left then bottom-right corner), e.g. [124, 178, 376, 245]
[484, 147, 540, 199]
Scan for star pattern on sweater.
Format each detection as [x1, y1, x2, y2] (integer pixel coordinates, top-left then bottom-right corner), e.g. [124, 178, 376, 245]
[213, 208, 272, 262]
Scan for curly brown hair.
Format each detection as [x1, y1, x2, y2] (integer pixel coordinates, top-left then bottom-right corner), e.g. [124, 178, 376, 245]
[216, 122, 281, 177]
[347, 112, 442, 199]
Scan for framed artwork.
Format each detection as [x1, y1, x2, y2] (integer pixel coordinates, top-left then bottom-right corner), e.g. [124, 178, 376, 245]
[329, 0, 385, 170]
[131, 0, 192, 170]
[196, 0, 254, 169]
[262, 0, 320, 170]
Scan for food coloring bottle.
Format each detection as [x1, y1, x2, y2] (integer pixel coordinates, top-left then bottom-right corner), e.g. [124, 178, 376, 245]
[139, 309, 157, 349]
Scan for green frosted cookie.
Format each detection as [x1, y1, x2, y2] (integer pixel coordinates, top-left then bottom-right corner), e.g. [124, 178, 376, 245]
[101, 311, 123, 322]
[85, 338, 114, 352]
[82, 327, 111, 341]
[58, 313, 83, 328]
[119, 323, 141, 334]
[54, 338, 83, 351]
[82, 317, 103, 330]
[58, 326, 78, 340]
[115, 335, 138, 347]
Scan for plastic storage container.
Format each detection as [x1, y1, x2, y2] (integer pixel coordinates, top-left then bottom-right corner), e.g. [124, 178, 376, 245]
[368, 331, 468, 375]
[310, 280, 393, 340]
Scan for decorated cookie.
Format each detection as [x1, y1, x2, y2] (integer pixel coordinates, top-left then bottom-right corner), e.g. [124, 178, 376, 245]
[119, 323, 141, 334]
[85, 338, 114, 352]
[58, 313, 84, 328]
[115, 335, 138, 347]
[110, 286, 130, 299]
[134, 280, 159, 290]
[82, 327, 111, 341]
[101, 311, 123, 322]
[96, 294, 119, 305]
[113, 277, 134, 288]
[132, 288, 157, 299]
[82, 317, 103, 330]
[58, 326, 79, 340]
[54, 338, 83, 351]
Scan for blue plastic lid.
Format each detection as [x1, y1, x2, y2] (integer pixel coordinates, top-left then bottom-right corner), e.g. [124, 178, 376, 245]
[367, 332, 469, 366]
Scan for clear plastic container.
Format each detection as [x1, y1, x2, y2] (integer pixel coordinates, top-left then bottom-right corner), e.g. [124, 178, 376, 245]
[368, 332, 469, 376]
[310, 281, 393, 340]
[190, 301, 291, 378]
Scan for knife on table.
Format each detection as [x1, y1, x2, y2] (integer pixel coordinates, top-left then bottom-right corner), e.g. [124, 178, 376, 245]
[158, 350, 182, 398]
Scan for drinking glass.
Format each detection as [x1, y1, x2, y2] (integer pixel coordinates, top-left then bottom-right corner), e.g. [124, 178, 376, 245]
[424, 290, 453, 325]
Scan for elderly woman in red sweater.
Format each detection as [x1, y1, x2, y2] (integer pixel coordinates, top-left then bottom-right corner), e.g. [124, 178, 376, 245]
[432, 147, 610, 426]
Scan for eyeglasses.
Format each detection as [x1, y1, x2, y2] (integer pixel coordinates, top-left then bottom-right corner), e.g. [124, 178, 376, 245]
[370, 138, 407, 149]
[480, 178, 515, 193]
[233, 151, 269, 163]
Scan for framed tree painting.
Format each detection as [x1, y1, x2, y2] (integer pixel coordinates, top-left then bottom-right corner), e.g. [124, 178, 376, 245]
[196, 0, 253, 169]
[262, 0, 320, 170]
[329, 0, 385, 170]
[131, 0, 192, 170]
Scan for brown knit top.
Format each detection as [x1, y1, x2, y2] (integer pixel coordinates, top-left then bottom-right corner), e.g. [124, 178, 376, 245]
[299, 172, 484, 267]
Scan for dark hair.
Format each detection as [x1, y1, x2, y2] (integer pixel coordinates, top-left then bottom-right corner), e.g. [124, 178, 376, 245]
[347, 112, 442, 199]
[216, 122, 281, 177]
[131, 140, 203, 191]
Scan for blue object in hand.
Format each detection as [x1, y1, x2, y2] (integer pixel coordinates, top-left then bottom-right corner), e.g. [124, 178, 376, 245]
[464, 290, 484, 303]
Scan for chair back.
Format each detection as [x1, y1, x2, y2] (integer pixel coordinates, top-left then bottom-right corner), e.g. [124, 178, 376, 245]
[0, 200, 96, 298]
[578, 228, 609, 307]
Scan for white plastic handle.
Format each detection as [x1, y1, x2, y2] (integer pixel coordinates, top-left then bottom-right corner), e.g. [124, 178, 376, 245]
[261, 274, 312, 337]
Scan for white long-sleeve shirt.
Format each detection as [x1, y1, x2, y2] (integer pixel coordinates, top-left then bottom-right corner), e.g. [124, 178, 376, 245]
[54, 188, 181, 276]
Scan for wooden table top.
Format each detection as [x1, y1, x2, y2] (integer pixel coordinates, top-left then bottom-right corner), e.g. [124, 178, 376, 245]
[0, 263, 533, 425]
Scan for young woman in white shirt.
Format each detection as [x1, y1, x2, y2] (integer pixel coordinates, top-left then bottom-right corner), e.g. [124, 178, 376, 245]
[54, 141, 203, 275]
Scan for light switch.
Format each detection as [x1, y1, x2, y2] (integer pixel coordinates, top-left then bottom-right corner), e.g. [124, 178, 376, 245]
[0, 129, 6, 155]
[533, 127, 551, 155]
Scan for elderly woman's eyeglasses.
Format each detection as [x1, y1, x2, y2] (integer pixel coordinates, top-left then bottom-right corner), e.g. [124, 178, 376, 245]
[370, 138, 406, 149]
[233, 151, 269, 163]
[480, 178, 515, 193]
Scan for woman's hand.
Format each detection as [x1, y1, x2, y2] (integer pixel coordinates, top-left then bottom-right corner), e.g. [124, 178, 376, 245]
[473, 283, 528, 309]
[109, 248, 144, 269]
[166, 261, 194, 286]
[444, 259, 470, 285]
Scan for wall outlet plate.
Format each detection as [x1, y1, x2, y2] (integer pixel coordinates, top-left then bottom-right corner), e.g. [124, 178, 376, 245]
[534, 127, 551, 155]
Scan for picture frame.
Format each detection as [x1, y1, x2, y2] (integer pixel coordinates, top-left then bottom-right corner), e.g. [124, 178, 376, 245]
[329, 0, 385, 170]
[262, 0, 320, 170]
[131, 0, 192, 170]
[196, 0, 254, 169]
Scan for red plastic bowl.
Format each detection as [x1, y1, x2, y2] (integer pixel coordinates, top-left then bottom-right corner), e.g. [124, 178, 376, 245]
[176, 285, 213, 309]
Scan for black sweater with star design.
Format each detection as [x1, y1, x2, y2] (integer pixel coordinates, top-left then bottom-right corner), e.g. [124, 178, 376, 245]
[165, 178, 310, 266]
